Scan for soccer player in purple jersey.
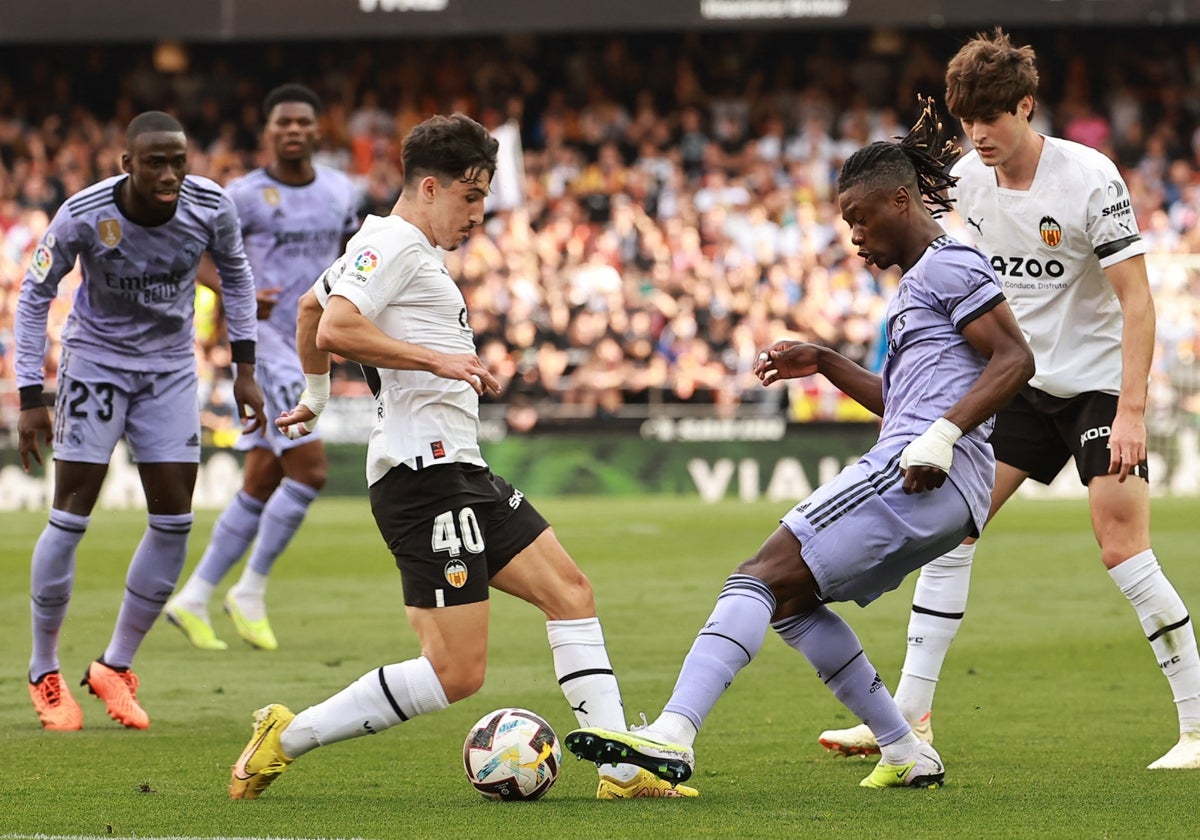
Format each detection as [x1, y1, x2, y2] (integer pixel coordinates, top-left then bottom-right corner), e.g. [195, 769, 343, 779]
[16, 111, 264, 731]
[819, 28, 1200, 772]
[166, 84, 359, 653]
[564, 101, 1034, 790]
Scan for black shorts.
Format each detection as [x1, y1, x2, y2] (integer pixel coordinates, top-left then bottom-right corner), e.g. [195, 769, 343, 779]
[368, 462, 550, 608]
[989, 387, 1149, 486]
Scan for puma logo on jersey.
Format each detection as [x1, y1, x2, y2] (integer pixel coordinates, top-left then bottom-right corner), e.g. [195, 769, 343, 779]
[966, 216, 983, 234]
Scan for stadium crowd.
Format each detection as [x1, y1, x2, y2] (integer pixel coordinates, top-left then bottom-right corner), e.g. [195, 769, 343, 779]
[4, 28, 1200, 441]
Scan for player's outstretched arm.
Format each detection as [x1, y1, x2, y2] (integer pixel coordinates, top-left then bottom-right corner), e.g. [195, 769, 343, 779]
[316, 295, 501, 395]
[755, 340, 884, 416]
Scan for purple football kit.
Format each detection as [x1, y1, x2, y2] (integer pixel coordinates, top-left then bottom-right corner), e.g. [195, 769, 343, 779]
[224, 165, 358, 455]
[782, 235, 1005, 605]
[16, 174, 258, 463]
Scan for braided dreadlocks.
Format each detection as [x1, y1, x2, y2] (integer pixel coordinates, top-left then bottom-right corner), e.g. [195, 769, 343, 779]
[838, 96, 961, 218]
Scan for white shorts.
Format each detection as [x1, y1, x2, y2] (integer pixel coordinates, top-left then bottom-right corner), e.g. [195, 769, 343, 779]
[235, 351, 322, 456]
[781, 450, 973, 607]
[54, 350, 201, 464]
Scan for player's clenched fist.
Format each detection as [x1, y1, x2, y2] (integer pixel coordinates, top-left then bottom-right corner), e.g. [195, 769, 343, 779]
[754, 341, 821, 384]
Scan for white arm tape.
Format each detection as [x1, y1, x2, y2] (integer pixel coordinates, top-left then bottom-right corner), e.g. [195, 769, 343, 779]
[282, 373, 331, 440]
[299, 372, 331, 417]
[900, 417, 963, 473]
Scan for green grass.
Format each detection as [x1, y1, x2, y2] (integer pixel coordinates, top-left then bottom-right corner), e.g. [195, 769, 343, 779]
[2, 495, 1199, 839]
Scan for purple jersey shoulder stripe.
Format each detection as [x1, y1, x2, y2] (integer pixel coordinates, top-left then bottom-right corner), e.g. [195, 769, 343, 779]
[67, 185, 117, 216]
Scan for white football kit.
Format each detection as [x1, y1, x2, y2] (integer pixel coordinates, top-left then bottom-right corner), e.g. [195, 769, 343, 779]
[314, 214, 486, 485]
[950, 136, 1147, 398]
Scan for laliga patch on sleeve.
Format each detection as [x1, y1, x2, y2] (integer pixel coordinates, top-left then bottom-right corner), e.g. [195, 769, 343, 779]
[30, 244, 53, 282]
[345, 247, 382, 285]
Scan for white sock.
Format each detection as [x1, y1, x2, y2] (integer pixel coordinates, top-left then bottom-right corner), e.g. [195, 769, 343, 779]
[547, 617, 635, 780]
[652, 710, 699, 748]
[1109, 549, 1200, 734]
[879, 729, 921, 765]
[173, 574, 216, 615]
[280, 657, 449, 758]
[894, 542, 975, 722]
[228, 569, 269, 621]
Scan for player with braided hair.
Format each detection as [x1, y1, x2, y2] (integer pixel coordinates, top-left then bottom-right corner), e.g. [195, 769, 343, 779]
[840, 94, 960, 219]
[820, 27, 1200, 772]
[564, 101, 1034, 790]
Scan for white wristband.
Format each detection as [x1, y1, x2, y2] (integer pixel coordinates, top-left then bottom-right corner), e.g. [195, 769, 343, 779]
[900, 417, 963, 473]
[298, 372, 330, 417]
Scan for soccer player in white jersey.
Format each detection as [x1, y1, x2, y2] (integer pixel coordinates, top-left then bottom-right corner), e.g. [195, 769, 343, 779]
[165, 84, 359, 652]
[16, 111, 264, 731]
[817, 28, 1200, 771]
[564, 103, 1034, 790]
[227, 113, 697, 801]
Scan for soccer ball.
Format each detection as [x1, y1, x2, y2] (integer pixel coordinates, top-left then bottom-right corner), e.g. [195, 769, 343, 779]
[462, 707, 562, 801]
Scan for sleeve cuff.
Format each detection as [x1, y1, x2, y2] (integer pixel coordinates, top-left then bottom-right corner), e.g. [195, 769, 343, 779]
[19, 384, 46, 411]
[230, 340, 256, 365]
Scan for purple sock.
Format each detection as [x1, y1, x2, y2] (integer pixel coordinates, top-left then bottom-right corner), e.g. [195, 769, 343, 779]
[774, 605, 909, 746]
[29, 509, 90, 680]
[193, 491, 264, 586]
[103, 513, 193, 669]
[247, 479, 318, 576]
[662, 574, 776, 731]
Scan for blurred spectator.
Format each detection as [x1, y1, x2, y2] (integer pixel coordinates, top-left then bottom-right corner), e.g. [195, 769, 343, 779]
[4, 28, 1200, 439]
[200, 377, 242, 449]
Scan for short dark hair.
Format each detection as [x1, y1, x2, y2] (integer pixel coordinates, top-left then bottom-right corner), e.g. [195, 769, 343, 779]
[945, 27, 1039, 122]
[126, 111, 185, 148]
[838, 96, 960, 218]
[401, 113, 499, 188]
[263, 83, 322, 119]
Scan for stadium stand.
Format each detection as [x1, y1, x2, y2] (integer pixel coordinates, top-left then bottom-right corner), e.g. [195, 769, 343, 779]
[2, 29, 1200, 452]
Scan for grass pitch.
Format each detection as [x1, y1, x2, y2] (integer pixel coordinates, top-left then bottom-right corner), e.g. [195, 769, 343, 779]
[2, 495, 1199, 839]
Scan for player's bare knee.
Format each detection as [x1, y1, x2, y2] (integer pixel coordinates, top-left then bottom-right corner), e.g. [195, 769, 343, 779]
[543, 570, 596, 619]
[297, 465, 327, 491]
[1094, 518, 1150, 570]
[735, 553, 768, 580]
[283, 446, 328, 490]
[243, 476, 279, 500]
[1101, 545, 1150, 571]
[736, 551, 818, 610]
[431, 659, 486, 702]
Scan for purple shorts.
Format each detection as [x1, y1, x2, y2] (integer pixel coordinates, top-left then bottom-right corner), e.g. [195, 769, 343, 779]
[781, 451, 973, 607]
[53, 351, 201, 464]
